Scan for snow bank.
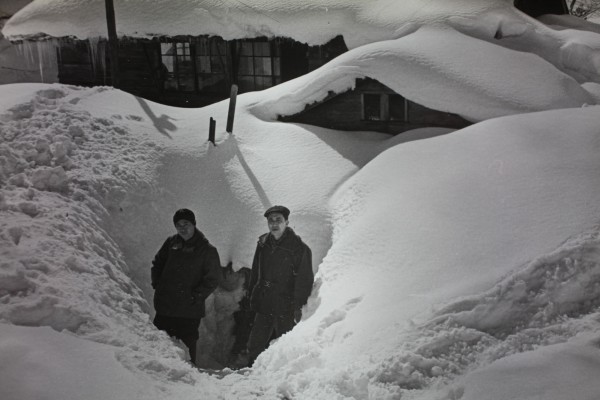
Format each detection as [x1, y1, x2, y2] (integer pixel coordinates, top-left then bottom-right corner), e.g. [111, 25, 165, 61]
[0, 324, 159, 400]
[1, 80, 600, 398]
[539, 13, 600, 34]
[238, 105, 600, 399]
[0, 84, 218, 390]
[0, 81, 398, 373]
[251, 26, 595, 123]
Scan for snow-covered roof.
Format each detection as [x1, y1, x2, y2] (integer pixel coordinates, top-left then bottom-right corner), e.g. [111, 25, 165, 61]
[2, 0, 520, 47]
[252, 26, 596, 122]
[4, 0, 600, 89]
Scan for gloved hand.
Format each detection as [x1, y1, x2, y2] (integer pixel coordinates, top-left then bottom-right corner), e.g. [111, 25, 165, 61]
[294, 308, 302, 323]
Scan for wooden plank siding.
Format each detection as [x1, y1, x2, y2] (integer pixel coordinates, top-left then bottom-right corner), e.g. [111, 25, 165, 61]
[280, 78, 471, 135]
[514, 0, 569, 18]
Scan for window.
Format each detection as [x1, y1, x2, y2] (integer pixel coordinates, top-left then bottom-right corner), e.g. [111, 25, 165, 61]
[363, 94, 381, 121]
[389, 94, 407, 121]
[195, 38, 227, 93]
[362, 93, 407, 122]
[238, 41, 281, 92]
[159, 38, 283, 95]
[160, 42, 194, 92]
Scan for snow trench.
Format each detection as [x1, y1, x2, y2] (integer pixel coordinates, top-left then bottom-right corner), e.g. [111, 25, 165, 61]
[0, 86, 243, 377]
[3, 86, 600, 398]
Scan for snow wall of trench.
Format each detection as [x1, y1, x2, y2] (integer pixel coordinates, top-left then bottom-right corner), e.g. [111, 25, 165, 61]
[0, 84, 271, 369]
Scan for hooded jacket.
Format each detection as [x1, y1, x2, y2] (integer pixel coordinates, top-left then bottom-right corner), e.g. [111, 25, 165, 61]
[151, 229, 221, 318]
[248, 227, 313, 316]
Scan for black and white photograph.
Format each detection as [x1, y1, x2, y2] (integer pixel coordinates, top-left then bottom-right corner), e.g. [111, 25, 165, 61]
[1, 1, 600, 399]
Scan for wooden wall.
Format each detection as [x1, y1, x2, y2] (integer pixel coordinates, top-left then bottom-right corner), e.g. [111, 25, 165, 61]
[514, 0, 569, 18]
[56, 35, 348, 108]
[280, 79, 471, 135]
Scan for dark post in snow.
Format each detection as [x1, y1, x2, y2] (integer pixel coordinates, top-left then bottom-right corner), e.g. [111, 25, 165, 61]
[209, 117, 216, 145]
[226, 84, 238, 133]
[105, 0, 120, 88]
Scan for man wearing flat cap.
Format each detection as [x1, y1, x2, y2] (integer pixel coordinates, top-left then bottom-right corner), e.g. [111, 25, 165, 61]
[151, 208, 221, 366]
[244, 205, 314, 366]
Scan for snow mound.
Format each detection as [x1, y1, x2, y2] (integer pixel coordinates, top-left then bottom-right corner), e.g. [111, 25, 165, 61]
[1, 79, 600, 399]
[368, 228, 600, 396]
[251, 26, 595, 123]
[241, 106, 600, 399]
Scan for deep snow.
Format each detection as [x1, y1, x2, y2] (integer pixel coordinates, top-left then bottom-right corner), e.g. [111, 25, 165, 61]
[1, 2, 600, 400]
[1, 84, 600, 399]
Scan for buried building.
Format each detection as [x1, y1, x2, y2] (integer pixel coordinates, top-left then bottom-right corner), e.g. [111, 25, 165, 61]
[2, 0, 571, 109]
[54, 35, 347, 107]
[279, 78, 471, 135]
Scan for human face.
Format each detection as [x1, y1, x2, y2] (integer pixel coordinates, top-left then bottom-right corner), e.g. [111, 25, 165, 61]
[175, 219, 195, 241]
[267, 213, 288, 240]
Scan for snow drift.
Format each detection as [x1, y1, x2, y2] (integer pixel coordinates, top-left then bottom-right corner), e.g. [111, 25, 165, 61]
[1, 2, 600, 399]
[251, 26, 596, 122]
[1, 78, 600, 398]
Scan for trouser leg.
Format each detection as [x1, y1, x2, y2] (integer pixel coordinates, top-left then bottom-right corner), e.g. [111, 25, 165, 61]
[153, 315, 200, 365]
[181, 336, 198, 365]
[273, 313, 296, 339]
[247, 312, 275, 366]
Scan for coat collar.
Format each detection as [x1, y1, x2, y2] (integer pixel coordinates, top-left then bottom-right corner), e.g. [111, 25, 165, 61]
[175, 228, 207, 248]
[259, 227, 301, 251]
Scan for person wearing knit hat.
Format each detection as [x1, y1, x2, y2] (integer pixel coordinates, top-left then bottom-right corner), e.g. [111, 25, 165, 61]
[151, 208, 221, 366]
[173, 208, 196, 226]
[233, 205, 313, 368]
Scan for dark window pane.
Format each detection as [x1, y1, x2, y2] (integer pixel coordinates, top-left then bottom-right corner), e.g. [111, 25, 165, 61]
[197, 56, 210, 73]
[363, 94, 381, 121]
[239, 57, 254, 75]
[254, 57, 272, 75]
[259, 76, 276, 89]
[215, 42, 226, 55]
[389, 94, 406, 121]
[254, 42, 270, 57]
[211, 56, 223, 73]
[255, 76, 265, 90]
[240, 42, 253, 56]
[196, 40, 209, 56]
[272, 44, 281, 57]
[177, 74, 195, 92]
[177, 57, 193, 72]
[210, 40, 225, 55]
[198, 74, 226, 92]
[238, 75, 255, 91]
[273, 57, 280, 76]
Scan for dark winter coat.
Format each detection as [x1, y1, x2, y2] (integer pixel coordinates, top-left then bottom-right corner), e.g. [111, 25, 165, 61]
[151, 229, 221, 319]
[248, 228, 313, 316]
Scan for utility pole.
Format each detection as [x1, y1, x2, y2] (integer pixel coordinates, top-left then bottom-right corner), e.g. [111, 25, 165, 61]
[105, 0, 120, 88]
